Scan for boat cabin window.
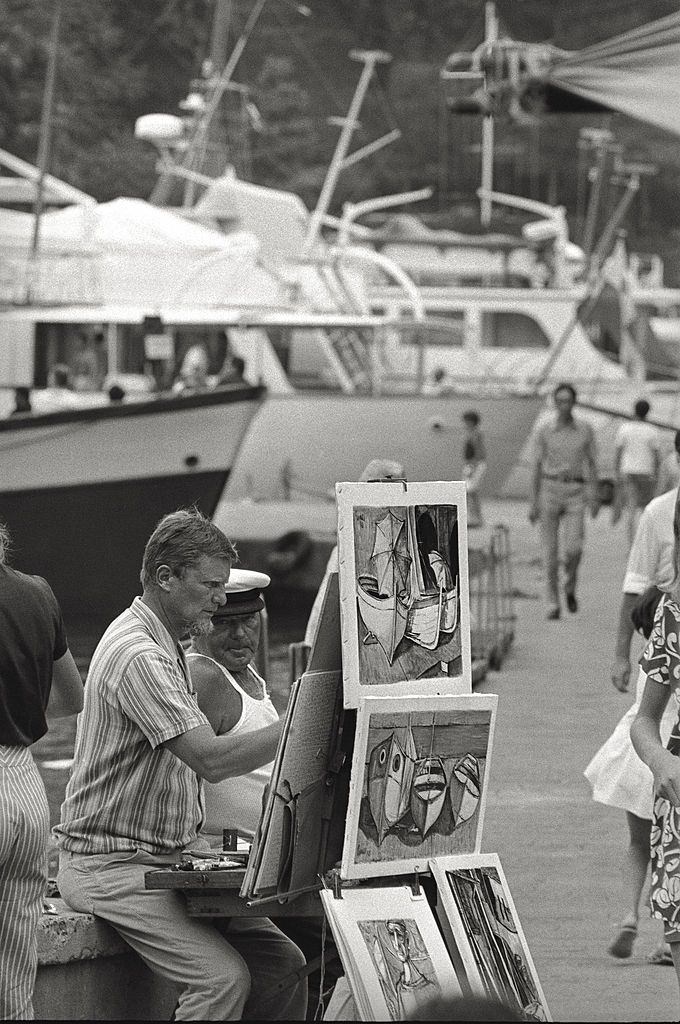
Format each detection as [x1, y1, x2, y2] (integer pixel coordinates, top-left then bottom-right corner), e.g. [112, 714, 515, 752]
[479, 311, 550, 349]
[35, 323, 107, 390]
[418, 310, 465, 347]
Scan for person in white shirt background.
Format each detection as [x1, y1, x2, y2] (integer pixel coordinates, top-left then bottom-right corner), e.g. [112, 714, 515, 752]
[612, 399, 661, 545]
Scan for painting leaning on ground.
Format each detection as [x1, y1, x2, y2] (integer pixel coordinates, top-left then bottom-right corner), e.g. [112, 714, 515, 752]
[431, 854, 551, 1022]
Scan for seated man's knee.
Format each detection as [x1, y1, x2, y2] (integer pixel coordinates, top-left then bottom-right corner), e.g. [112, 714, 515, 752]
[202, 944, 251, 1006]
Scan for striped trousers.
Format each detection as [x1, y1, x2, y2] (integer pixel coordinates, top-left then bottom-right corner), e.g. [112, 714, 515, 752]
[0, 745, 49, 1021]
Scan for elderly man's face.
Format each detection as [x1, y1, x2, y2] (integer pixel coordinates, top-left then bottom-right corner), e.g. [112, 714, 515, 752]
[206, 611, 261, 671]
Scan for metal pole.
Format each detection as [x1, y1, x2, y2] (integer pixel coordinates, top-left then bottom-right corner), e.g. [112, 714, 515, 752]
[479, 2, 497, 227]
[29, 0, 62, 267]
[302, 49, 392, 257]
[183, 0, 268, 190]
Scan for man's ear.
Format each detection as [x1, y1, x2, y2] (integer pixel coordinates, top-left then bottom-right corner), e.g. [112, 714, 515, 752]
[156, 565, 174, 591]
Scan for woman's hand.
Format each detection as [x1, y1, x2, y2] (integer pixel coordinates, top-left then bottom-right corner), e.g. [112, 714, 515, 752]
[652, 750, 680, 806]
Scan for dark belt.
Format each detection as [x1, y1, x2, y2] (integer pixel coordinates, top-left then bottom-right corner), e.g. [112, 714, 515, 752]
[543, 472, 585, 484]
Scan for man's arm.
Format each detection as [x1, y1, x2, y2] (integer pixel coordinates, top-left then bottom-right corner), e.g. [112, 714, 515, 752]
[190, 659, 242, 734]
[611, 501, 660, 691]
[584, 427, 599, 516]
[528, 429, 543, 524]
[611, 593, 639, 692]
[47, 650, 84, 717]
[163, 720, 282, 783]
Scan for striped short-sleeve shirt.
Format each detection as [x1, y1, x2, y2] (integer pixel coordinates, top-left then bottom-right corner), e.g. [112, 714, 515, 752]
[54, 597, 210, 855]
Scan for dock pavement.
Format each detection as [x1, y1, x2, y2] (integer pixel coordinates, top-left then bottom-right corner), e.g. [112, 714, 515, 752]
[34, 497, 679, 1021]
[478, 498, 677, 1023]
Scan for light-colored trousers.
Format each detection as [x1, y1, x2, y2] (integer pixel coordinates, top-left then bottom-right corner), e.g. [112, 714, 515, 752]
[539, 480, 586, 609]
[0, 745, 49, 1021]
[57, 848, 307, 1021]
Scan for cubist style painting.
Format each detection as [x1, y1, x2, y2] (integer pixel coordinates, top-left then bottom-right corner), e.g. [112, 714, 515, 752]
[342, 695, 496, 879]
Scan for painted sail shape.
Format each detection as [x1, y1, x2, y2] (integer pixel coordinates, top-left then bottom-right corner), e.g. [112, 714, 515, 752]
[367, 726, 417, 844]
[403, 509, 459, 651]
[410, 755, 447, 838]
[488, 872, 517, 934]
[357, 511, 411, 663]
[449, 753, 481, 827]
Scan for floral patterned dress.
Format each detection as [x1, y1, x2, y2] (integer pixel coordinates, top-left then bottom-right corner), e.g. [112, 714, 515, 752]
[640, 593, 680, 933]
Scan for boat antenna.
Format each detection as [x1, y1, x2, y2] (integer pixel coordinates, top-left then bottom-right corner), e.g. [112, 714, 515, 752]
[479, 2, 498, 227]
[302, 49, 395, 258]
[26, 0, 63, 303]
[181, 0, 311, 205]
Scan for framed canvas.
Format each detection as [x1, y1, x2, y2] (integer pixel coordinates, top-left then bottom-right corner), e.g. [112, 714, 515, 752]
[430, 853, 551, 1022]
[336, 480, 471, 708]
[320, 884, 462, 1021]
[341, 694, 497, 880]
[241, 670, 345, 899]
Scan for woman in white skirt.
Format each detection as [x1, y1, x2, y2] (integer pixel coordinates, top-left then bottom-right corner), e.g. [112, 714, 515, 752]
[585, 665, 675, 962]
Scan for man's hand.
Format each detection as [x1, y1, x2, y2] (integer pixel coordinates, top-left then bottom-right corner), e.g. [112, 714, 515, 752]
[611, 656, 631, 693]
[528, 503, 540, 525]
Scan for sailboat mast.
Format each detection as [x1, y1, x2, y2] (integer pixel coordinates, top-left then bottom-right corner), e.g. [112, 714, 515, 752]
[479, 2, 498, 227]
[303, 49, 392, 257]
[27, 0, 62, 300]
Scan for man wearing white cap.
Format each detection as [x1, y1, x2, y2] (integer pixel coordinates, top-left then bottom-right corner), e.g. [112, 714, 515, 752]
[187, 568, 278, 839]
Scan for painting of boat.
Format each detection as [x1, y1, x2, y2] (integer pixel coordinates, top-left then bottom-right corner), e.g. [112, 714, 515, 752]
[449, 753, 481, 827]
[357, 511, 412, 663]
[356, 505, 459, 668]
[367, 726, 417, 845]
[410, 755, 448, 838]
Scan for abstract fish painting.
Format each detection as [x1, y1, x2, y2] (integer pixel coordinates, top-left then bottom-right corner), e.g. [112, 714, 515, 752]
[342, 694, 497, 880]
[337, 481, 472, 707]
[367, 727, 417, 845]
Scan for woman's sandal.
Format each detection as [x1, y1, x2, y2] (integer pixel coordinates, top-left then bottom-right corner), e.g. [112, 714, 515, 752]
[608, 923, 638, 958]
[647, 943, 674, 966]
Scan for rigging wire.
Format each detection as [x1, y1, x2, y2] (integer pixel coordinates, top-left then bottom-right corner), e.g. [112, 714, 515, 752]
[266, 3, 348, 118]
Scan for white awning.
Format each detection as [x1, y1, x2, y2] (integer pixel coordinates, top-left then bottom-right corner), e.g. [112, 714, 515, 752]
[548, 12, 680, 137]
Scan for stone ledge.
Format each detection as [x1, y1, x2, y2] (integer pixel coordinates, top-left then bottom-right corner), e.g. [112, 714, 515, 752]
[37, 899, 128, 965]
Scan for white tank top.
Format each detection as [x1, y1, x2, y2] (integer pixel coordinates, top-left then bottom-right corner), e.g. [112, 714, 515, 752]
[187, 654, 278, 839]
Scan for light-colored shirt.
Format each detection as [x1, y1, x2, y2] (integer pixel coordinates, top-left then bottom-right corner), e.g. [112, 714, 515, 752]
[54, 597, 210, 855]
[657, 452, 680, 496]
[622, 488, 677, 595]
[187, 655, 278, 838]
[533, 416, 594, 479]
[615, 420, 660, 477]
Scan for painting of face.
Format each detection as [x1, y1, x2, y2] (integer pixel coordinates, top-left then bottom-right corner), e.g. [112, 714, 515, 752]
[431, 854, 551, 1023]
[320, 886, 463, 1022]
[337, 481, 472, 707]
[342, 694, 497, 880]
[358, 918, 441, 1020]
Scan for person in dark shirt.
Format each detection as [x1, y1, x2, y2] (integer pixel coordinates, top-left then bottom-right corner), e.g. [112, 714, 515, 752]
[462, 409, 487, 528]
[0, 520, 83, 1019]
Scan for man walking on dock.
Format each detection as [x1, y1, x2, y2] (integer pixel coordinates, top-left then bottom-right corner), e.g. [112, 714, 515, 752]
[529, 382, 599, 619]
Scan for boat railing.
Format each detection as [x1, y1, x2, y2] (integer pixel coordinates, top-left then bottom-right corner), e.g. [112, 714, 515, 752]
[0, 248, 102, 307]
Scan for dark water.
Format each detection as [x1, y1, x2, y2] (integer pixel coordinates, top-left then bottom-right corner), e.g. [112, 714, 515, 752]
[34, 609, 309, 867]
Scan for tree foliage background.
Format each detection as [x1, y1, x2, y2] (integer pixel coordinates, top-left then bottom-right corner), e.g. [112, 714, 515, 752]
[2, 0, 680, 272]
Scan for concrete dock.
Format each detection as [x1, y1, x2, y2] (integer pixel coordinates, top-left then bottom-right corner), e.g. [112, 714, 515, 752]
[34, 496, 680, 1020]
[478, 499, 677, 1022]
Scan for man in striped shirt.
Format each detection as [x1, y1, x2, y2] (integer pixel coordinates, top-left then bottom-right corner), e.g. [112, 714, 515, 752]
[54, 510, 306, 1020]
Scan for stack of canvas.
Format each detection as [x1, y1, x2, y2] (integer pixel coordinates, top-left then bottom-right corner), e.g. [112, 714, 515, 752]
[241, 478, 550, 1020]
[325, 480, 550, 1022]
